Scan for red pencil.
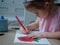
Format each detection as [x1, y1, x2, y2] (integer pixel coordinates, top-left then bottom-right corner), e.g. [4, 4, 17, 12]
[15, 16, 26, 31]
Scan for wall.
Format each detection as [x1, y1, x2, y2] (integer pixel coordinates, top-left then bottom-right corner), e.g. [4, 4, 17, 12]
[0, 0, 37, 26]
[55, 0, 60, 3]
[0, 0, 60, 26]
[0, 0, 24, 21]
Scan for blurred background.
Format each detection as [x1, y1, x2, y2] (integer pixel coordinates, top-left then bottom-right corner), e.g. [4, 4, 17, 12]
[0, 0, 60, 30]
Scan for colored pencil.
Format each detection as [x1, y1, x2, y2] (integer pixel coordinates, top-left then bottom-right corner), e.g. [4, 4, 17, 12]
[15, 16, 26, 31]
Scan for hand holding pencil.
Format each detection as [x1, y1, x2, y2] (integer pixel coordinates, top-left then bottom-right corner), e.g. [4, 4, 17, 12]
[15, 16, 29, 34]
[20, 26, 29, 34]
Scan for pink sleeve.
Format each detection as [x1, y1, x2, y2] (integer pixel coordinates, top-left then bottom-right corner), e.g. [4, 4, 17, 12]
[59, 14, 60, 30]
[58, 7, 60, 30]
[55, 8, 60, 32]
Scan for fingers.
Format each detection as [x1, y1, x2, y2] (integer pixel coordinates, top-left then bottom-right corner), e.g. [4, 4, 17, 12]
[20, 26, 29, 34]
[24, 26, 28, 32]
[28, 33, 41, 38]
[28, 33, 44, 38]
[28, 34, 37, 38]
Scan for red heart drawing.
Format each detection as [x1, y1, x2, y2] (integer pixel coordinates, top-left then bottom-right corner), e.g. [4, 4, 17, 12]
[18, 36, 33, 42]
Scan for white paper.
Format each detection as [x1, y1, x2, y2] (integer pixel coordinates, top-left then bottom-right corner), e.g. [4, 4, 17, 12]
[14, 30, 51, 45]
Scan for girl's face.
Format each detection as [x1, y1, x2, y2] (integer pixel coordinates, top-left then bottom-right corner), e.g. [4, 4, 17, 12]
[28, 8, 49, 18]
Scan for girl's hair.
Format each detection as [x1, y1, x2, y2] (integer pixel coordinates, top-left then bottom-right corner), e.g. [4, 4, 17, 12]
[24, 0, 55, 10]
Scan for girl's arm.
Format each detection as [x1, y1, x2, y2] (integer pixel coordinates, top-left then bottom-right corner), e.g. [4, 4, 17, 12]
[28, 31, 60, 39]
[20, 18, 40, 34]
[26, 18, 39, 30]
[42, 32, 60, 39]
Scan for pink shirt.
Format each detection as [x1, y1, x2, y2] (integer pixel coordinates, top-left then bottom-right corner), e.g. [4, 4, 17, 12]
[39, 7, 60, 32]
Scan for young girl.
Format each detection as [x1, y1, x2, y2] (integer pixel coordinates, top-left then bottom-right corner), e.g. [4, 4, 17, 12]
[20, 0, 60, 39]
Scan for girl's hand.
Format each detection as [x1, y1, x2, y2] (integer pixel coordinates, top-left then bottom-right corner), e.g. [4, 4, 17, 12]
[20, 26, 29, 34]
[28, 32, 45, 38]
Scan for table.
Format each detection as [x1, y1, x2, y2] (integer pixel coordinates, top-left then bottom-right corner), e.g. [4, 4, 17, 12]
[0, 30, 60, 45]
